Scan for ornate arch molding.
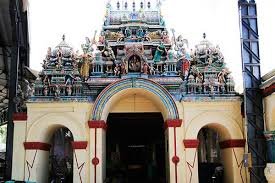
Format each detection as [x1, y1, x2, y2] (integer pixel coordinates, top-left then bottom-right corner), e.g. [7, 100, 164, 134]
[185, 111, 244, 140]
[91, 78, 179, 120]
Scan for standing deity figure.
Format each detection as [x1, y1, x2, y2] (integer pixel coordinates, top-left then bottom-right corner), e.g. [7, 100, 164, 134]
[120, 61, 127, 75]
[137, 27, 144, 38]
[56, 47, 63, 69]
[66, 85, 72, 96]
[46, 47, 52, 60]
[153, 42, 167, 63]
[162, 31, 171, 44]
[54, 85, 60, 99]
[125, 27, 132, 38]
[217, 69, 229, 84]
[80, 54, 92, 79]
[43, 86, 48, 96]
[98, 31, 105, 44]
[142, 62, 149, 74]
[181, 58, 191, 80]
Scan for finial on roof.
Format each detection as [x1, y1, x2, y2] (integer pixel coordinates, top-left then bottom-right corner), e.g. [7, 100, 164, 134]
[203, 33, 206, 39]
[147, 1, 151, 9]
[62, 34, 65, 41]
[117, 1, 120, 10]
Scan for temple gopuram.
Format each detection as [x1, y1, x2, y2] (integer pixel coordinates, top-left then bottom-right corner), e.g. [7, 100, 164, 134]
[11, 1, 249, 183]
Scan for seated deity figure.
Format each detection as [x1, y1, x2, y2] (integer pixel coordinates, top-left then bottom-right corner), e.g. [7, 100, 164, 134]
[129, 55, 141, 72]
[114, 64, 121, 76]
[125, 27, 132, 39]
[101, 41, 116, 62]
[137, 27, 144, 39]
[153, 42, 167, 63]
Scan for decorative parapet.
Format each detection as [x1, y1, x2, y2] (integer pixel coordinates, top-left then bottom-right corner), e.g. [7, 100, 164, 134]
[31, 2, 239, 103]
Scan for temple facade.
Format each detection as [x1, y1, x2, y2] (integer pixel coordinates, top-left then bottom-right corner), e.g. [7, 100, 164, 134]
[11, 1, 254, 183]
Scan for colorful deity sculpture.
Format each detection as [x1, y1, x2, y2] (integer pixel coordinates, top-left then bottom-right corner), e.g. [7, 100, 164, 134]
[153, 42, 167, 63]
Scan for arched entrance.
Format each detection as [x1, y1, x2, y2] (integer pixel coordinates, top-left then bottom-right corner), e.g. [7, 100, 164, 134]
[89, 78, 182, 183]
[24, 114, 88, 183]
[49, 127, 74, 183]
[184, 112, 247, 183]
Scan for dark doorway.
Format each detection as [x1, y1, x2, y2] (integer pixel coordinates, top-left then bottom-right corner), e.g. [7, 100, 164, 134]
[49, 128, 73, 183]
[106, 113, 166, 183]
[198, 128, 223, 183]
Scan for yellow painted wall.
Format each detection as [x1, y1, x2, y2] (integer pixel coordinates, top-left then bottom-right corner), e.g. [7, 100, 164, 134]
[263, 93, 275, 131]
[12, 89, 248, 183]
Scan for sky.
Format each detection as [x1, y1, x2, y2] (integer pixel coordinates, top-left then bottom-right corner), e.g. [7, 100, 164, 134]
[28, 0, 275, 92]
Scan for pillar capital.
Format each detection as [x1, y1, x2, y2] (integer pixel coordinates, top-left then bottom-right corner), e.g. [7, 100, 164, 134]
[183, 139, 199, 148]
[88, 120, 107, 130]
[164, 119, 182, 129]
[219, 139, 246, 149]
[24, 142, 51, 151]
[13, 112, 27, 121]
[71, 141, 88, 149]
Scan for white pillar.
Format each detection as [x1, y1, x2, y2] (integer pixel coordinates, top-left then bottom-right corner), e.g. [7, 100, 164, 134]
[183, 139, 200, 183]
[24, 142, 51, 183]
[89, 120, 107, 183]
[219, 139, 247, 183]
[12, 113, 27, 180]
[72, 141, 89, 183]
[165, 119, 182, 183]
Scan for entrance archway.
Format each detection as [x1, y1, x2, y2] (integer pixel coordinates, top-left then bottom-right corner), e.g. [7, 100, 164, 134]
[89, 78, 181, 183]
[106, 112, 166, 182]
[24, 114, 88, 183]
[184, 112, 246, 183]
